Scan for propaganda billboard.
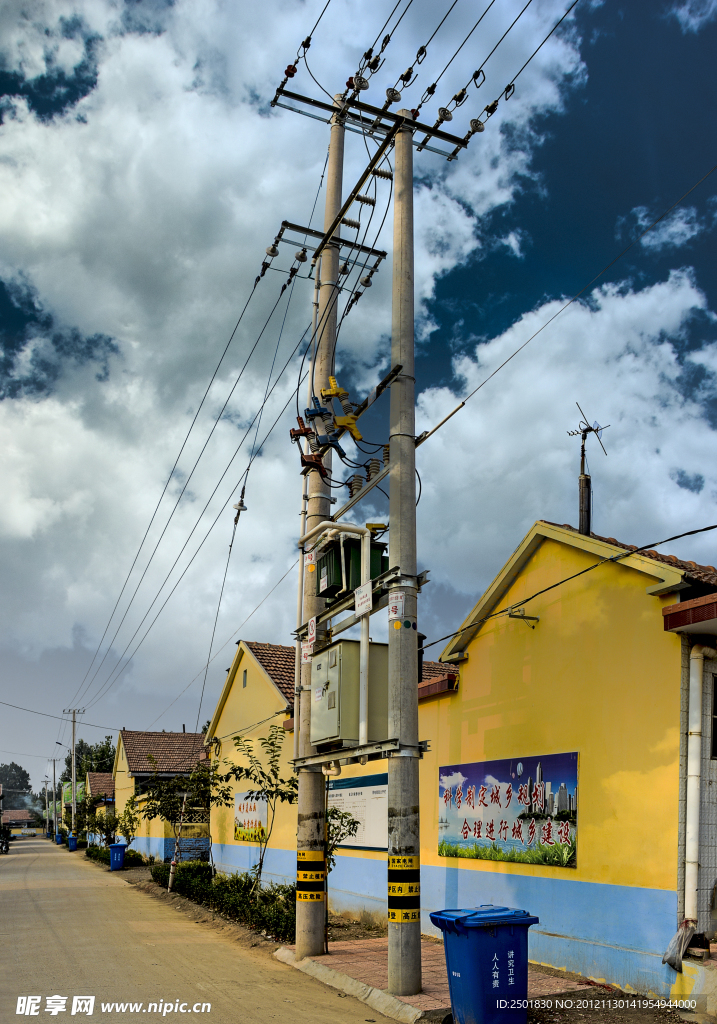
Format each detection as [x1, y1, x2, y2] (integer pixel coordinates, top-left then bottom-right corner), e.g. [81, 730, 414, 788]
[234, 792, 267, 843]
[438, 752, 578, 868]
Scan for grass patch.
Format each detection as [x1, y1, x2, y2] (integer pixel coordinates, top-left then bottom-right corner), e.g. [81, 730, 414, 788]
[438, 838, 576, 868]
[150, 861, 296, 943]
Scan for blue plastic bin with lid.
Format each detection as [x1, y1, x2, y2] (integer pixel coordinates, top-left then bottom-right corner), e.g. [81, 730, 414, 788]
[68, 834, 77, 852]
[109, 844, 126, 871]
[55, 833, 62, 845]
[430, 905, 539, 1024]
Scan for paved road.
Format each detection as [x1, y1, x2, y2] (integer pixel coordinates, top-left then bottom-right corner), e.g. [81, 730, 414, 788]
[0, 838, 382, 1023]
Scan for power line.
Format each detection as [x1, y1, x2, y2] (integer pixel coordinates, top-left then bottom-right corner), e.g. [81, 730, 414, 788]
[65, 279, 264, 711]
[416, 161, 717, 448]
[83, 353, 315, 711]
[77, 281, 299, 708]
[413, 0, 500, 116]
[147, 557, 300, 730]
[0, 700, 118, 731]
[421, 521, 717, 653]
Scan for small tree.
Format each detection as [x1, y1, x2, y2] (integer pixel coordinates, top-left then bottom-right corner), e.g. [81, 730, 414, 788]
[324, 805, 360, 951]
[87, 811, 119, 848]
[116, 796, 140, 848]
[229, 725, 298, 886]
[140, 757, 233, 859]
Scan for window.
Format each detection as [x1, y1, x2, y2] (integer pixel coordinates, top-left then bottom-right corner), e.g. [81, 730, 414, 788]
[242, 669, 247, 689]
[712, 676, 717, 759]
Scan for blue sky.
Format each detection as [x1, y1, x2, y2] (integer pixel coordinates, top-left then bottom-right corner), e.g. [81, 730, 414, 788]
[1, 0, 716, 785]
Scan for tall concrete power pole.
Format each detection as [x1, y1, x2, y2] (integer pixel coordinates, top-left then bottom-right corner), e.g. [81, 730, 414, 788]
[386, 112, 421, 996]
[63, 708, 84, 836]
[295, 97, 345, 960]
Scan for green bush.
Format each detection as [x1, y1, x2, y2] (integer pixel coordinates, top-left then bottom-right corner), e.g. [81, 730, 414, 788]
[85, 845, 145, 867]
[149, 861, 296, 943]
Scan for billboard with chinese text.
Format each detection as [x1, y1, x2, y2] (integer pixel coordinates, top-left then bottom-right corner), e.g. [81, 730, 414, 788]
[234, 792, 268, 843]
[438, 752, 578, 867]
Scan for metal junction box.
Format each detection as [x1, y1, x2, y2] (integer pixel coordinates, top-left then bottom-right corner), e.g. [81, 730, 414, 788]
[310, 639, 388, 749]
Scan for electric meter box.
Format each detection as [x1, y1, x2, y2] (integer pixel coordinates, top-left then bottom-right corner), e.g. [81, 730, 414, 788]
[310, 639, 388, 748]
[315, 538, 388, 600]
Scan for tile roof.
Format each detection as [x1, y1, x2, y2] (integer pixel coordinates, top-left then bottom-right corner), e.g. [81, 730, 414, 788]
[547, 522, 717, 587]
[120, 731, 205, 774]
[245, 642, 296, 706]
[2, 809, 39, 824]
[421, 660, 448, 682]
[86, 772, 114, 799]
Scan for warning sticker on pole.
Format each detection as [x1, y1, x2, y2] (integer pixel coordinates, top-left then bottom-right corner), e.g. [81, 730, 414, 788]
[354, 581, 373, 617]
[301, 642, 313, 663]
[387, 593, 405, 621]
[307, 617, 317, 644]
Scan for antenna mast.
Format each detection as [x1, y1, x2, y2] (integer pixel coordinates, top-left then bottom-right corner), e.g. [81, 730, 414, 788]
[567, 402, 609, 536]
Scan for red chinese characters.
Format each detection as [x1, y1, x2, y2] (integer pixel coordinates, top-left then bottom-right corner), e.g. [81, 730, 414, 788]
[532, 782, 545, 813]
[490, 785, 501, 807]
[557, 820, 571, 845]
[477, 785, 488, 807]
[527, 818, 537, 846]
[465, 785, 475, 809]
[455, 783, 463, 809]
[498, 819, 508, 841]
[443, 787, 452, 807]
[485, 820, 496, 842]
[505, 783, 513, 807]
[473, 820, 482, 839]
[541, 820, 555, 846]
[517, 783, 530, 807]
[511, 820, 524, 843]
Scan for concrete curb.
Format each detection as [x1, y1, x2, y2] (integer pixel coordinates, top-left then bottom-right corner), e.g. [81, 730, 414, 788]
[274, 946, 428, 1024]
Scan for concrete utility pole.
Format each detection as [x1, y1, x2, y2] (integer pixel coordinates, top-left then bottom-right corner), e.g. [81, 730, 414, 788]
[43, 778, 49, 835]
[386, 112, 421, 997]
[52, 758, 57, 835]
[63, 708, 84, 834]
[295, 96, 345, 960]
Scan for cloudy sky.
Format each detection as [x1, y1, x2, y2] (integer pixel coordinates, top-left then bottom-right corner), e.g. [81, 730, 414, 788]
[1, 0, 716, 788]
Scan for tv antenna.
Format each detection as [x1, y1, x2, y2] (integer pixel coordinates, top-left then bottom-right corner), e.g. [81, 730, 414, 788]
[567, 403, 609, 536]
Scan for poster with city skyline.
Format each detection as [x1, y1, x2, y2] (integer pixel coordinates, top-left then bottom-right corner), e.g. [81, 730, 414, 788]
[438, 752, 578, 868]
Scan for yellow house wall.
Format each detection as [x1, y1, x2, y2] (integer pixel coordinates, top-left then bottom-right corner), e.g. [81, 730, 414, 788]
[418, 536, 682, 890]
[209, 645, 296, 872]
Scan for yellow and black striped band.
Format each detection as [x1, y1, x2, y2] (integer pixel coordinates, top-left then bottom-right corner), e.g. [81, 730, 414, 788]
[296, 849, 325, 902]
[387, 855, 420, 923]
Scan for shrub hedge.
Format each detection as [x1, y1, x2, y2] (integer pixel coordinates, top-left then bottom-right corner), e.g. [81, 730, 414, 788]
[150, 861, 296, 943]
[85, 845, 145, 867]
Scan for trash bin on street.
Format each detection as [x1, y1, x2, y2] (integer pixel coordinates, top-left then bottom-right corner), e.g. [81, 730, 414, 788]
[55, 833, 62, 845]
[46, 830, 53, 839]
[430, 905, 539, 1024]
[109, 844, 126, 871]
[68, 834, 77, 852]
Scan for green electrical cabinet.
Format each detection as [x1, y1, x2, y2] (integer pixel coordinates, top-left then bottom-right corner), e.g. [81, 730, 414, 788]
[315, 538, 388, 601]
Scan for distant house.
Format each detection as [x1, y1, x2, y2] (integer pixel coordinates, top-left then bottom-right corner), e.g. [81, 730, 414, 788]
[113, 730, 208, 862]
[86, 772, 115, 813]
[2, 808, 40, 833]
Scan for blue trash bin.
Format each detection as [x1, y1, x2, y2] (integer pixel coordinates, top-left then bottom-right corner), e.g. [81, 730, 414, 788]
[68, 834, 77, 852]
[109, 844, 126, 871]
[430, 906, 539, 1024]
[55, 833, 62, 845]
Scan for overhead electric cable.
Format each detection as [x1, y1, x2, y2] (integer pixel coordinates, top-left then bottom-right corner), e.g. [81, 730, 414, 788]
[393, 0, 460, 92]
[413, 0, 499, 116]
[64, 279, 264, 710]
[420, 521, 717, 653]
[147, 557, 300, 729]
[417, 161, 717, 447]
[0, 700, 117, 731]
[83, 358, 314, 711]
[76, 282, 295, 706]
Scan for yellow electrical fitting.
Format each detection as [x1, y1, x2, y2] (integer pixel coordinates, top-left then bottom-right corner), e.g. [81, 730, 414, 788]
[366, 523, 388, 533]
[334, 413, 362, 441]
[320, 375, 349, 401]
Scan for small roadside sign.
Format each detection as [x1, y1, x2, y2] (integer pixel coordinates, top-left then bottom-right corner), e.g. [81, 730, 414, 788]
[354, 581, 373, 617]
[388, 592, 405, 620]
[301, 642, 313, 663]
[307, 616, 317, 644]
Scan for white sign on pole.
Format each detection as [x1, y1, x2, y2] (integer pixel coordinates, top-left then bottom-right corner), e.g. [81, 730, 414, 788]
[387, 592, 405, 621]
[301, 642, 313, 663]
[354, 581, 373, 617]
[307, 616, 317, 644]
